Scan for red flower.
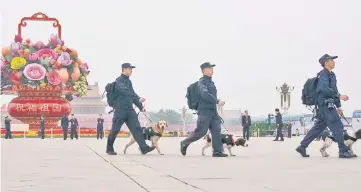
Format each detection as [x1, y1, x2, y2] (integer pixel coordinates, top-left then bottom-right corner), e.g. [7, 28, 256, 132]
[47, 70, 61, 86]
[14, 35, 23, 43]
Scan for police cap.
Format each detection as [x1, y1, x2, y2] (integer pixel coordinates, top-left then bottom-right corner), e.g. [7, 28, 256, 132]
[200, 62, 216, 70]
[121, 63, 136, 69]
[319, 54, 338, 66]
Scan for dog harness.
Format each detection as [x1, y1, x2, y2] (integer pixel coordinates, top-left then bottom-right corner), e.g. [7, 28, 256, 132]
[344, 133, 357, 142]
[221, 134, 235, 146]
[327, 131, 357, 143]
[143, 127, 162, 140]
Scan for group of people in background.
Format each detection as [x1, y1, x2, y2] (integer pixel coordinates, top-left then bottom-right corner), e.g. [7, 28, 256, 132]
[60, 114, 79, 140]
[240, 108, 294, 141]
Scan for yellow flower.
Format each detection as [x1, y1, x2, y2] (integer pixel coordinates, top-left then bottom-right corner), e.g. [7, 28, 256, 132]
[40, 80, 46, 87]
[10, 57, 27, 70]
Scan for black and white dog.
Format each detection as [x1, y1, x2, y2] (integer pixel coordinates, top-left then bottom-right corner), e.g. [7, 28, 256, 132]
[320, 129, 361, 157]
[202, 133, 248, 156]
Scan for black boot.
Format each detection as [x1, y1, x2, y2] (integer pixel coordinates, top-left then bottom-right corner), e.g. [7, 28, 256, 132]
[212, 152, 228, 157]
[339, 151, 356, 158]
[296, 145, 310, 157]
[180, 141, 189, 156]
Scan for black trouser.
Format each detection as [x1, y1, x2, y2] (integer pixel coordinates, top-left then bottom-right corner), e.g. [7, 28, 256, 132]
[62, 127, 68, 140]
[5, 128, 12, 139]
[106, 109, 150, 152]
[274, 125, 284, 140]
[182, 109, 223, 153]
[287, 128, 291, 138]
[300, 106, 349, 153]
[70, 126, 78, 139]
[40, 127, 45, 139]
[243, 126, 250, 140]
[97, 127, 104, 139]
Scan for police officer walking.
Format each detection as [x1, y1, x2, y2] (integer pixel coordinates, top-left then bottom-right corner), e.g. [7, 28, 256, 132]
[69, 114, 79, 140]
[180, 62, 227, 157]
[273, 108, 284, 141]
[106, 63, 155, 155]
[4, 116, 13, 139]
[40, 115, 45, 139]
[61, 113, 69, 140]
[296, 54, 355, 158]
[97, 114, 104, 140]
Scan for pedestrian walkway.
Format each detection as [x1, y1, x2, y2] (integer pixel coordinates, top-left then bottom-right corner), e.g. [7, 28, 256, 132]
[1, 137, 360, 192]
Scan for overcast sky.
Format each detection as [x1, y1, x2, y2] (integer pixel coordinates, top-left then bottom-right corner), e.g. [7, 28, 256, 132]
[1, 0, 360, 116]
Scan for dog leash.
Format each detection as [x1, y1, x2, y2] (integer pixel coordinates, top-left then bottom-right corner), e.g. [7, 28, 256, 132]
[340, 114, 351, 125]
[137, 111, 153, 124]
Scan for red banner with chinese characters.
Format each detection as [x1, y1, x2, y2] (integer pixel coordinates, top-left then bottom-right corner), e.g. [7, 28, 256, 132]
[8, 96, 71, 117]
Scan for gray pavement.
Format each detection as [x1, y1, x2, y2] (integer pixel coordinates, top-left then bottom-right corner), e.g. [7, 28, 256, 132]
[1, 136, 361, 192]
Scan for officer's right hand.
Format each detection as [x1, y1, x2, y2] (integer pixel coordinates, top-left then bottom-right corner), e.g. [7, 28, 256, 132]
[218, 100, 225, 106]
[337, 108, 343, 115]
[140, 108, 146, 112]
[139, 97, 146, 103]
[340, 95, 349, 101]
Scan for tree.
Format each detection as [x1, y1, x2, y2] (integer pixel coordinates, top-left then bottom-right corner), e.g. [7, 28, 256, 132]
[148, 109, 182, 124]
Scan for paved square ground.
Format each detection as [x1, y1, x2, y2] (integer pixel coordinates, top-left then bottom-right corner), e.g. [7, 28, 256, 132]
[1, 137, 361, 192]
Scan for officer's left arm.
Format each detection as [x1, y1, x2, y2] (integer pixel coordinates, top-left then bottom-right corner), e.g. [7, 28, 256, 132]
[198, 80, 218, 104]
[333, 79, 341, 108]
[129, 82, 143, 110]
[249, 116, 252, 126]
[317, 72, 338, 98]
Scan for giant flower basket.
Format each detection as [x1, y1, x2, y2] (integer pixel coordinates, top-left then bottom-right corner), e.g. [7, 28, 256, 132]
[0, 12, 90, 129]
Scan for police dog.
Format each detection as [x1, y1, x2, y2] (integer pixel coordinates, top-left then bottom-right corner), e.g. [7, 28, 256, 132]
[202, 133, 248, 156]
[123, 120, 168, 155]
[320, 129, 361, 157]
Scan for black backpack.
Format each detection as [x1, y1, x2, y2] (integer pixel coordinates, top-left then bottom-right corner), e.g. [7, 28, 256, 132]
[301, 76, 319, 106]
[104, 81, 118, 109]
[186, 81, 200, 110]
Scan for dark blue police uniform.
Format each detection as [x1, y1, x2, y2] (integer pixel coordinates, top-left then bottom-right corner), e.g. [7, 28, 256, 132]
[296, 54, 354, 158]
[274, 111, 284, 141]
[5, 118, 12, 139]
[181, 62, 225, 156]
[106, 63, 153, 155]
[241, 114, 251, 140]
[40, 118, 45, 139]
[97, 117, 104, 139]
[61, 115, 69, 140]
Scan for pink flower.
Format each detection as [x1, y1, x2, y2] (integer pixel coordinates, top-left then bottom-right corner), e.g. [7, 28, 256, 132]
[35, 41, 45, 50]
[57, 52, 72, 66]
[79, 63, 89, 73]
[35, 48, 57, 60]
[49, 34, 64, 47]
[10, 42, 22, 56]
[28, 53, 39, 61]
[14, 35, 23, 43]
[23, 63, 46, 80]
[1, 56, 8, 70]
[46, 70, 61, 85]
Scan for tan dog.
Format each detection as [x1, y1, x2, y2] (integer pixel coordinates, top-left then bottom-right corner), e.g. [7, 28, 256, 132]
[123, 120, 168, 155]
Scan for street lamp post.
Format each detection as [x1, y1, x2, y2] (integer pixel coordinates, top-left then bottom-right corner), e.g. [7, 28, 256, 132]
[276, 83, 294, 114]
[180, 107, 187, 137]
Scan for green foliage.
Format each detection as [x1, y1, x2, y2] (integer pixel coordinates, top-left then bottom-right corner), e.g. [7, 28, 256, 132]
[5, 65, 12, 72]
[147, 109, 195, 124]
[67, 64, 74, 72]
[70, 53, 78, 61]
[250, 123, 277, 131]
[41, 63, 51, 72]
